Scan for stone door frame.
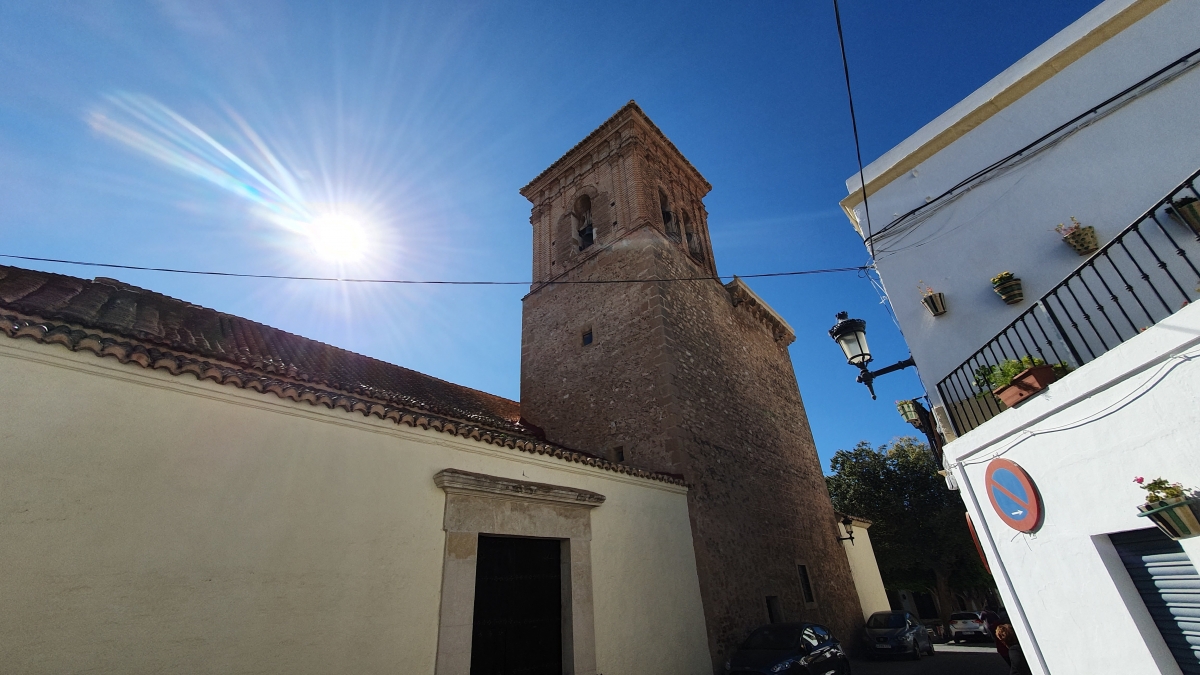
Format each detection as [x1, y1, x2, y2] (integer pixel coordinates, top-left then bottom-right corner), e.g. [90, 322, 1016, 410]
[432, 469, 604, 675]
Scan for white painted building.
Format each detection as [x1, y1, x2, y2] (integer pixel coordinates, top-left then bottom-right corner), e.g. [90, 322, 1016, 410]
[840, 0, 1200, 672]
[837, 514, 892, 621]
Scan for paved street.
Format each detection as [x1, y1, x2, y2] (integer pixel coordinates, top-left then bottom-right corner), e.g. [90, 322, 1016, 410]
[849, 643, 1009, 675]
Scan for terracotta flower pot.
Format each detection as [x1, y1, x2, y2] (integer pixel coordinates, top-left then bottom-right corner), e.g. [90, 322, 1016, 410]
[993, 278, 1024, 305]
[1172, 198, 1200, 235]
[922, 292, 947, 317]
[992, 364, 1057, 408]
[1062, 226, 1099, 255]
[1138, 496, 1200, 540]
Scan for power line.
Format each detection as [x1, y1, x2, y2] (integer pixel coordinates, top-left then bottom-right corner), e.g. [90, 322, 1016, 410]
[832, 0, 875, 259]
[864, 44, 1200, 248]
[0, 253, 871, 286]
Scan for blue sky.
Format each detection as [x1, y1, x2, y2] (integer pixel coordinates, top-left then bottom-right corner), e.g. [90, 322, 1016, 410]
[0, 0, 1101, 471]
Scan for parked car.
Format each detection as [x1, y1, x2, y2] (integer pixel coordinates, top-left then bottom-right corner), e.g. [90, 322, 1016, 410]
[725, 622, 851, 674]
[861, 611, 935, 660]
[948, 611, 990, 643]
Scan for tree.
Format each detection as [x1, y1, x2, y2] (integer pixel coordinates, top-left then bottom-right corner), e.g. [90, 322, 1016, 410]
[826, 437, 992, 628]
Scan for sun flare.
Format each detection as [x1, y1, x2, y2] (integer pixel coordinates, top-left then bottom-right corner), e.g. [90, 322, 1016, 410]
[303, 212, 371, 263]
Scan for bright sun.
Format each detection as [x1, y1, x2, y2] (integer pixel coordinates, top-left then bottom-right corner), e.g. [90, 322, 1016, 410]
[304, 212, 370, 263]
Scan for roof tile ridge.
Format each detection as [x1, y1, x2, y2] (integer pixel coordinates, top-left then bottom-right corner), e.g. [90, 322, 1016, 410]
[0, 311, 687, 487]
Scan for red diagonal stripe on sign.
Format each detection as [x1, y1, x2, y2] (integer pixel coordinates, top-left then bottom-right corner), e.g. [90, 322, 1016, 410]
[991, 481, 1030, 510]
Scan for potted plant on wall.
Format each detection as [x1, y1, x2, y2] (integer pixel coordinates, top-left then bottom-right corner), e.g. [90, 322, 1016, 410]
[918, 281, 947, 317]
[991, 271, 1024, 305]
[1133, 476, 1200, 540]
[1056, 217, 1099, 255]
[979, 356, 1069, 408]
[1168, 196, 1200, 235]
[896, 399, 921, 425]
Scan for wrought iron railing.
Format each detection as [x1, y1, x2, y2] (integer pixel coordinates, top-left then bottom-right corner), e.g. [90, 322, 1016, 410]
[936, 167, 1200, 436]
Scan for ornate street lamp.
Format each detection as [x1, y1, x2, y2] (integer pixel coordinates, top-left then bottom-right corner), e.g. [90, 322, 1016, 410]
[836, 515, 855, 544]
[828, 311, 916, 400]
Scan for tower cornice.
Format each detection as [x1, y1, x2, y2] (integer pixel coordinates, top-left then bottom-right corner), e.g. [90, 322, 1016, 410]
[520, 101, 711, 203]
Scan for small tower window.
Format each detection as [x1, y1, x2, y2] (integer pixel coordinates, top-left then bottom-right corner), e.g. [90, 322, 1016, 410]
[797, 564, 816, 605]
[660, 189, 679, 241]
[611, 446, 624, 462]
[683, 211, 702, 258]
[581, 328, 593, 346]
[575, 194, 594, 251]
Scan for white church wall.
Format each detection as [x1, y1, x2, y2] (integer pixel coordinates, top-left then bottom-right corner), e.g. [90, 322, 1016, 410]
[840, 519, 891, 621]
[0, 337, 711, 674]
[946, 300, 1200, 675]
[843, 0, 1200, 395]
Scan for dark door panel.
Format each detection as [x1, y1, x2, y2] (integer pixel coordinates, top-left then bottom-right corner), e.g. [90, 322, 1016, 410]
[471, 535, 563, 675]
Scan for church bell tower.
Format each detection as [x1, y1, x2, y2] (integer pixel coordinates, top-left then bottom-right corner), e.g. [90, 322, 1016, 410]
[518, 102, 863, 672]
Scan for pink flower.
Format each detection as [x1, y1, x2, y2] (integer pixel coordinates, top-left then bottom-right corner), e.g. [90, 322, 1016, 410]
[1133, 476, 1145, 484]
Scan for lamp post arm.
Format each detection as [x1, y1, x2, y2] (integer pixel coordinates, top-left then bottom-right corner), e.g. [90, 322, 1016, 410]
[868, 356, 916, 379]
[856, 356, 917, 400]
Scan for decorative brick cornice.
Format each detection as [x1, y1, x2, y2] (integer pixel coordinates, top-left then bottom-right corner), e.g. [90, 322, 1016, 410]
[0, 312, 686, 487]
[520, 100, 710, 200]
[725, 277, 796, 345]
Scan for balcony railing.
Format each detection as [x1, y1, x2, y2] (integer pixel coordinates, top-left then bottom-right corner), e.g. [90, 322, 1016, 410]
[936, 167, 1200, 436]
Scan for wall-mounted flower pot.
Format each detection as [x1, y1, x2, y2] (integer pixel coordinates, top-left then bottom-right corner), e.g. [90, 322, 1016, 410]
[1062, 226, 1099, 255]
[921, 292, 947, 316]
[993, 278, 1024, 305]
[1138, 497, 1200, 540]
[1171, 197, 1200, 235]
[896, 399, 921, 425]
[992, 364, 1057, 408]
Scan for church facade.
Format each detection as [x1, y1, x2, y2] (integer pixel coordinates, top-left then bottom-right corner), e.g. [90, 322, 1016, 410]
[0, 102, 863, 674]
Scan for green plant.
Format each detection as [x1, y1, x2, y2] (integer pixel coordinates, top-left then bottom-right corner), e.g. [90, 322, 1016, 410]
[991, 271, 1014, 286]
[975, 356, 1072, 390]
[1134, 476, 1187, 503]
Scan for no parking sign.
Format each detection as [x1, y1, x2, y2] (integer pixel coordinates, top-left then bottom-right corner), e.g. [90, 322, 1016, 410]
[985, 459, 1042, 532]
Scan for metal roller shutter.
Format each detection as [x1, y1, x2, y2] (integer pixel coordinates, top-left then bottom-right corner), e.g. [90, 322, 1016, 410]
[1110, 528, 1200, 674]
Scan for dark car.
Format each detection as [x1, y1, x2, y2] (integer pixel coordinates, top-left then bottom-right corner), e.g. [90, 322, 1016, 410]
[862, 611, 935, 660]
[725, 622, 851, 674]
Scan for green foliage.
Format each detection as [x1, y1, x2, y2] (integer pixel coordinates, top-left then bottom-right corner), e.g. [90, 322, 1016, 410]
[826, 438, 993, 596]
[1136, 477, 1186, 502]
[991, 271, 1014, 286]
[974, 356, 1073, 391]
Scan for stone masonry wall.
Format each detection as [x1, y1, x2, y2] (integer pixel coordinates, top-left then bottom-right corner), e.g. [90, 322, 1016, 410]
[520, 102, 864, 673]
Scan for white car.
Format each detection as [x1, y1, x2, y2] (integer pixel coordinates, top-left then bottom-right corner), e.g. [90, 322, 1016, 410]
[948, 612, 989, 642]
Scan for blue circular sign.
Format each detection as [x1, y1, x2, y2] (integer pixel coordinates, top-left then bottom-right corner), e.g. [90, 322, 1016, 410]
[985, 459, 1042, 532]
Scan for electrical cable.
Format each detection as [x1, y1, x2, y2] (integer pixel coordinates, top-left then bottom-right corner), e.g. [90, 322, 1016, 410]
[0, 253, 871, 286]
[832, 0, 875, 259]
[864, 44, 1200, 248]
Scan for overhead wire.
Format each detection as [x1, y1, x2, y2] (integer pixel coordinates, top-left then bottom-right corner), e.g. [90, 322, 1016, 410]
[832, 0, 875, 260]
[0, 253, 870, 286]
[864, 43, 1200, 249]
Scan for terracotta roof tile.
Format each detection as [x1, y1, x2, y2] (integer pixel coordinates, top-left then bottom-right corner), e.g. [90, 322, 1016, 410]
[0, 264, 528, 435]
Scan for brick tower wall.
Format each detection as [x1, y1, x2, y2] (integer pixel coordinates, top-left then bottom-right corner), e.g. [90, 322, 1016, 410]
[520, 102, 865, 673]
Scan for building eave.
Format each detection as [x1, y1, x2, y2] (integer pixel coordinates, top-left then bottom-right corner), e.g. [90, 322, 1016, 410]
[0, 310, 688, 488]
[839, 0, 1169, 226]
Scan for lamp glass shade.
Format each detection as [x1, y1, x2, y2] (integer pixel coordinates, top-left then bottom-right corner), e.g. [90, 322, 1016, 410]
[841, 517, 854, 537]
[829, 312, 871, 366]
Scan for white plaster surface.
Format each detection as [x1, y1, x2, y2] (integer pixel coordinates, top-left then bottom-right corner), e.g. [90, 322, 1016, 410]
[844, 0, 1200, 394]
[841, 4, 1200, 671]
[946, 300, 1200, 675]
[846, 0, 1153, 194]
[0, 338, 711, 674]
[840, 519, 891, 620]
